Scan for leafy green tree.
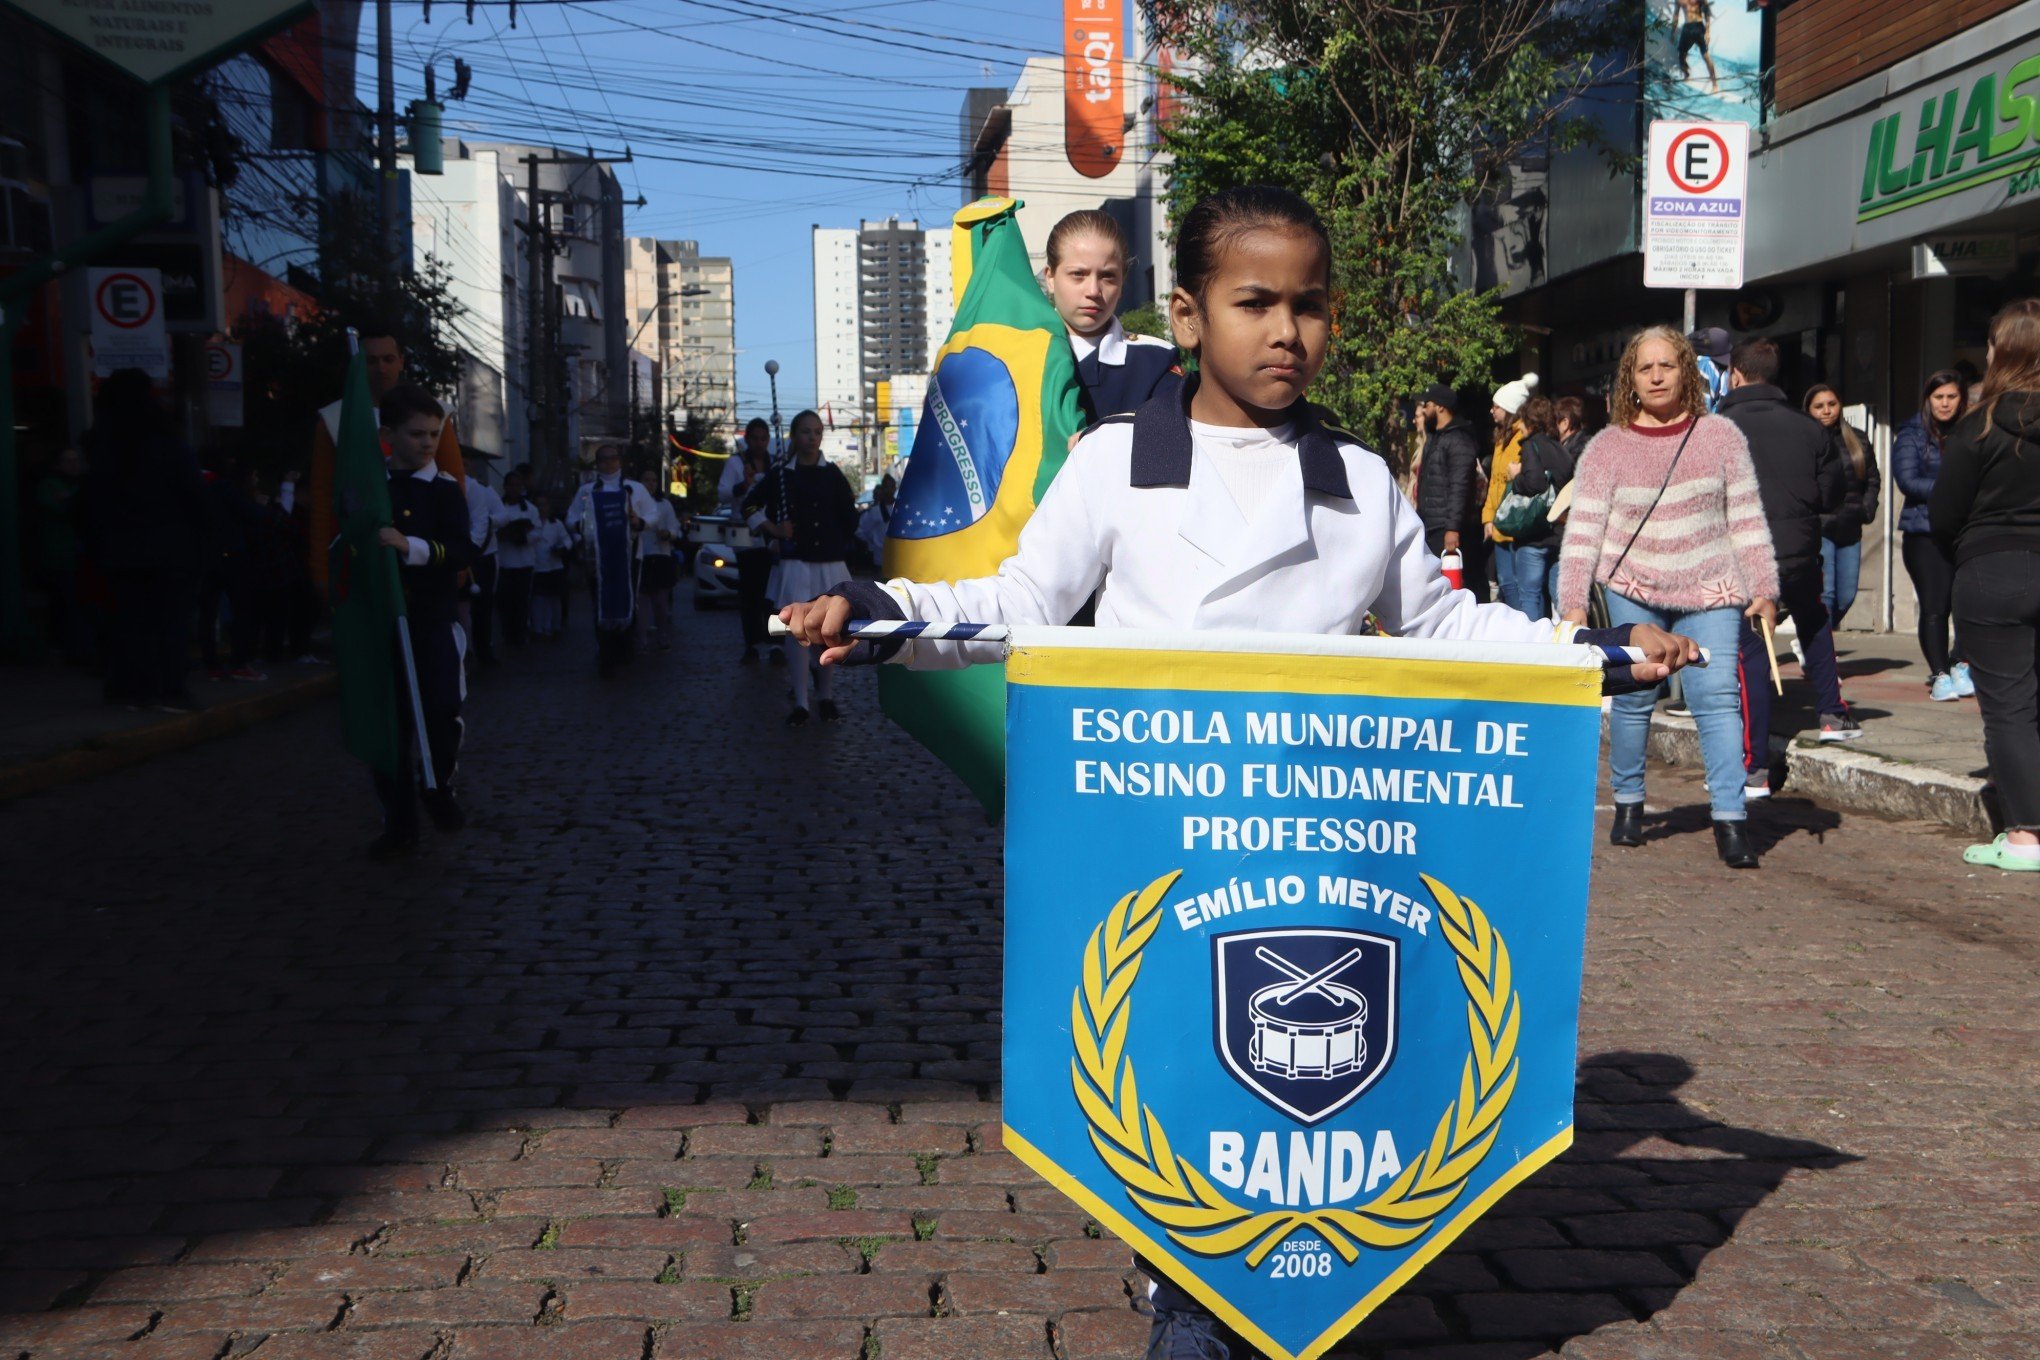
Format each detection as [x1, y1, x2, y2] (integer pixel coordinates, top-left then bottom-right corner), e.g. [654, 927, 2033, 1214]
[225, 190, 471, 487]
[1118, 301, 1172, 342]
[1147, 0, 1630, 461]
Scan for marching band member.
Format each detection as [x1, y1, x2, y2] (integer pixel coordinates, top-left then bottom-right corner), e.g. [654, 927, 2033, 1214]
[527, 498, 571, 640]
[566, 443, 661, 678]
[636, 470, 684, 652]
[745, 410, 858, 726]
[1043, 209, 1181, 423]
[492, 467, 542, 648]
[370, 385, 472, 859]
[782, 185, 1704, 1360]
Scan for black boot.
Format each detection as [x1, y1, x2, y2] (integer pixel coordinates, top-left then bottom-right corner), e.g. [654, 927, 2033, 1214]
[1609, 803, 1645, 847]
[1714, 819, 1759, 869]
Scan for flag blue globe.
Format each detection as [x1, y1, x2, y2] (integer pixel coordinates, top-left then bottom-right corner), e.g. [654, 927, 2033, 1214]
[890, 346, 1021, 540]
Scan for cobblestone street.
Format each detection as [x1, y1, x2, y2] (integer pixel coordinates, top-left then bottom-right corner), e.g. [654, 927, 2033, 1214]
[2, 611, 2034, 1360]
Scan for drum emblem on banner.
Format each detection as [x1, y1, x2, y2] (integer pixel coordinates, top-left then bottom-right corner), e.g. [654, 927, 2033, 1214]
[1215, 930, 1396, 1123]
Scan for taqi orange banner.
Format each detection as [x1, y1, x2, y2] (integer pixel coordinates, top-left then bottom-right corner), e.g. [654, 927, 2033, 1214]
[1063, 0, 1122, 179]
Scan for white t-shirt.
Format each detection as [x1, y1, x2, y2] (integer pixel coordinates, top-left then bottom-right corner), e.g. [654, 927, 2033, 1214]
[530, 520, 570, 573]
[1192, 419, 1298, 521]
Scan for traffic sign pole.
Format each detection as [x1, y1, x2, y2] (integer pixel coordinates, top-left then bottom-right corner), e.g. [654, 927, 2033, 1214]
[0, 83, 173, 660]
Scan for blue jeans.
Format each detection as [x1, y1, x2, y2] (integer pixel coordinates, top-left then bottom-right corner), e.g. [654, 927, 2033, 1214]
[1604, 593, 1748, 821]
[1491, 541, 1522, 614]
[1820, 538, 1860, 625]
[1512, 542, 1560, 619]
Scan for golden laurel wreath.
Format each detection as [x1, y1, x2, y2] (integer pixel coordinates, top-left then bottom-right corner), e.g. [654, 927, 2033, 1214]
[1070, 870, 1520, 1269]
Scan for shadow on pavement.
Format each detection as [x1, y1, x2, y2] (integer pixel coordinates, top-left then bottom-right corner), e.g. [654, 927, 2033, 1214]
[1328, 1050, 1859, 1358]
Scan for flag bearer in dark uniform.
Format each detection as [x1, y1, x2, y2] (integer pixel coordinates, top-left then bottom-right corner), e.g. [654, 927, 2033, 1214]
[371, 384, 473, 858]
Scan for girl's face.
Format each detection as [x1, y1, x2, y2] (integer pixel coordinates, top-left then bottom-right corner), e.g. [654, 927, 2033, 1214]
[1045, 233, 1125, 339]
[1807, 391, 1841, 427]
[1169, 227, 1331, 425]
[1631, 339, 1687, 420]
[1927, 382, 1963, 423]
[790, 417, 824, 458]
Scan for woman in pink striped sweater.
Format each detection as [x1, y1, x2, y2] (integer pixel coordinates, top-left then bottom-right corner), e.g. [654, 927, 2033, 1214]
[1560, 326, 1779, 868]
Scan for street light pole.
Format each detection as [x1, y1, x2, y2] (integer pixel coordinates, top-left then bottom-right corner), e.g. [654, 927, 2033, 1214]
[764, 358, 782, 458]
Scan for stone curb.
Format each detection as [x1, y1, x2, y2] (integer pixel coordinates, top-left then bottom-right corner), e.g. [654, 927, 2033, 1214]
[0, 671, 337, 804]
[1634, 710, 1993, 838]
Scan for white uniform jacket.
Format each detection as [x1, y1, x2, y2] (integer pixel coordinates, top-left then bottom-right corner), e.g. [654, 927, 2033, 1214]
[565, 473, 661, 542]
[862, 383, 1570, 668]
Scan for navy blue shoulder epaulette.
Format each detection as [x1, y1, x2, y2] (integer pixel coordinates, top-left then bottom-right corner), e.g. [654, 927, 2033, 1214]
[1074, 411, 1140, 442]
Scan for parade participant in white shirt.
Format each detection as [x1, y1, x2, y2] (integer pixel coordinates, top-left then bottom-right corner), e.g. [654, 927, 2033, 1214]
[527, 498, 572, 640]
[566, 443, 661, 677]
[492, 467, 542, 647]
[781, 184, 1702, 1360]
[1044, 210, 1181, 425]
[463, 469, 507, 665]
[635, 471, 685, 652]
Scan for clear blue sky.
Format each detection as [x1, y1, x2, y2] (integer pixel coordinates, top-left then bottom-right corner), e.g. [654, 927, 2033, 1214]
[371, 0, 1078, 423]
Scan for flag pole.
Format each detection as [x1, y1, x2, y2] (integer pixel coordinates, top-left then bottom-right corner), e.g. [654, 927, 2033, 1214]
[765, 618, 1710, 667]
[350, 327, 438, 791]
[395, 616, 436, 790]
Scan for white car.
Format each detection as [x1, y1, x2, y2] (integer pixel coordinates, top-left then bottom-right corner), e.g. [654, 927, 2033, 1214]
[692, 514, 758, 608]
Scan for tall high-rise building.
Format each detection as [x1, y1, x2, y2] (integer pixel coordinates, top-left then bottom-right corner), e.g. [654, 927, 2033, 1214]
[811, 217, 956, 474]
[625, 238, 737, 444]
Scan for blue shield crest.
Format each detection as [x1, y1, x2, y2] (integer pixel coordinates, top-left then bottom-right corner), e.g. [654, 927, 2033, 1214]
[1214, 929, 1397, 1124]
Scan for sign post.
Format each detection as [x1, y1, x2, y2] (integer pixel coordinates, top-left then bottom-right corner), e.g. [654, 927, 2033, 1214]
[87, 268, 168, 380]
[1644, 120, 1750, 335]
[0, 0, 311, 657]
[205, 339, 243, 428]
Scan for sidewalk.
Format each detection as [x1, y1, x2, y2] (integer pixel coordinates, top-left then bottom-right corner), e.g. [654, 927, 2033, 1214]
[1643, 627, 1996, 835]
[0, 659, 336, 802]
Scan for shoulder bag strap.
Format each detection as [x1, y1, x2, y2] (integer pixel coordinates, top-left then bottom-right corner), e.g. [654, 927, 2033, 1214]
[1602, 418, 1699, 585]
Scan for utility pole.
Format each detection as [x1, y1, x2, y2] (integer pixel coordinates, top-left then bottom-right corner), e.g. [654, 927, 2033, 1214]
[376, 0, 400, 277]
[515, 148, 632, 489]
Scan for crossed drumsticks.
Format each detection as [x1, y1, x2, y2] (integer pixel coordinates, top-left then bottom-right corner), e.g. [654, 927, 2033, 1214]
[1255, 946, 1364, 1006]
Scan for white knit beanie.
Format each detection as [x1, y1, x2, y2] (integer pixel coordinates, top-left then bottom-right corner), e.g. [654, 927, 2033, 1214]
[1492, 373, 1540, 415]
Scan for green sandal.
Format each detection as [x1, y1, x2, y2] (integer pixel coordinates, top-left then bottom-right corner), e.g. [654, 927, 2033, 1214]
[1962, 834, 2040, 872]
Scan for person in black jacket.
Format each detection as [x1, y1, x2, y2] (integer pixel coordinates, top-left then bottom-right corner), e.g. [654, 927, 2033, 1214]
[370, 384, 473, 858]
[86, 369, 209, 712]
[1411, 383, 1488, 601]
[1931, 298, 2040, 873]
[1499, 394, 1576, 620]
[743, 410, 859, 725]
[1717, 338, 1857, 793]
[1803, 384, 1879, 628]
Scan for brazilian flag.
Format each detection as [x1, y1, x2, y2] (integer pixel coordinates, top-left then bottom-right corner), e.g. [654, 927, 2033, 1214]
[882, 198, 1088, 818]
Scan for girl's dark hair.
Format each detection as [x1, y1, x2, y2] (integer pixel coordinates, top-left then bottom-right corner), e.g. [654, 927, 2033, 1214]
[1553, 394, 1587, 432]
[1802, 383, 1867, 479]
[746, 417, 769, 435]
[1173, 185, 1330, 302]
[1519, 395, 1557, 438]
[790, 408, 823, 431]
[1921, 368, 1967, 440]
[1046, 210, 1130, 271]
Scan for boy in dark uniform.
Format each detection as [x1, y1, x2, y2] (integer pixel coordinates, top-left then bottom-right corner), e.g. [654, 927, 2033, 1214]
[371, 384, 473, 857]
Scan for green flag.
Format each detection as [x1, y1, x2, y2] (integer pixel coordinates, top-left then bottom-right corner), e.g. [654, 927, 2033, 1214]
[328, 351, 405, 776]
[880, 198, 1090, 818]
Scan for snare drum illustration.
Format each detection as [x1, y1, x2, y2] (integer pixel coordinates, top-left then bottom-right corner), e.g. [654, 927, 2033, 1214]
[1247, 946, 1369, 1081]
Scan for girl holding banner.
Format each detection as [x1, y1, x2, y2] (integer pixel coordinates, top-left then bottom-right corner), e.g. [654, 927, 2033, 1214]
[781, 185, 1704, 1360]
[784, 188, 1695, 683]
